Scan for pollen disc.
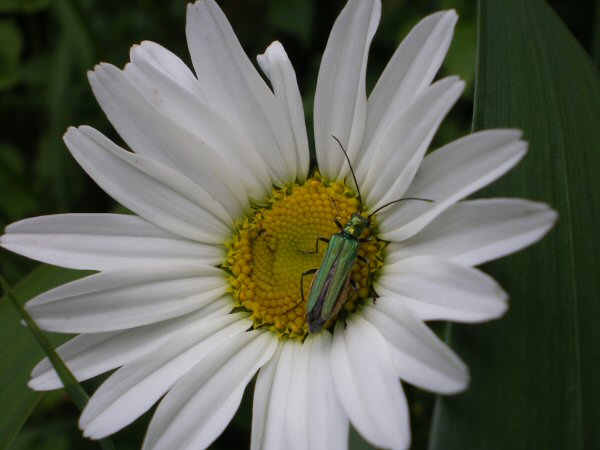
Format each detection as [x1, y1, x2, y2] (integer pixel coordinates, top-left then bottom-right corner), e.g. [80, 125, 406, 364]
[224, 177, 385, 338]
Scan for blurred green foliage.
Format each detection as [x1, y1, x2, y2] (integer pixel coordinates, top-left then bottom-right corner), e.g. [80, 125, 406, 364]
[0, 0, 597, 449]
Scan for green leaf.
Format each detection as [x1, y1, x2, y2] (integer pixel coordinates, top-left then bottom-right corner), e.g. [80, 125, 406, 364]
[267, 0, 314, 47]
[0, 20, 23, 90]
[19, 0, 51, 13]
[593, 0, 600, 66]
[0, 276, 90, 408]
[1, 274, 116, 450]
[0, 0, 50, 13]
[0, 144, 39, 220]
[429, 1, 600, 449]
[35, 36, 75, 208]
[349, 426, 376, 450]
[0, 265, 90, 450]
[0, 0, 19, 13]
[52, 0, 94, 73]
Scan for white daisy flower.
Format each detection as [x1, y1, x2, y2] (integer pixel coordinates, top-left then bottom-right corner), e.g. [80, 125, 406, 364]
[1, 0, 557, 449]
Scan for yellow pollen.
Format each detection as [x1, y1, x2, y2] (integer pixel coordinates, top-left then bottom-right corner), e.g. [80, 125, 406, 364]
[224, 177, 385, 339]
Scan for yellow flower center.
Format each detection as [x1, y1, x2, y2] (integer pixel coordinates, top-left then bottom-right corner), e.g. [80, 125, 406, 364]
[224, 177, 385, 339]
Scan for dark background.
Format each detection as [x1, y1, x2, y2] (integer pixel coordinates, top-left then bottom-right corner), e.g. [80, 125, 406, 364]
[0, 0, 597, 449]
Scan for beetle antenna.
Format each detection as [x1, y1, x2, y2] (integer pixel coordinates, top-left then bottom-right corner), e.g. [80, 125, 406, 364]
[331, 135, 363, 212]
[367, 197, 434, 220]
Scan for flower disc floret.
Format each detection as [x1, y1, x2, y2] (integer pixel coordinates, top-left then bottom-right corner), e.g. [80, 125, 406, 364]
[224, 177, 385, 338]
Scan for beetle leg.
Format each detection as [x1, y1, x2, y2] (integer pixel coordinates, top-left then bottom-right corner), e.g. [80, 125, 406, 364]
[357, 254, 380, 301]
[282, 268, 317, 315]
[349, 278, 360, 296]
[340, 310, 349, 329]
[333, 217, 344, 230]
[357, 254, 370, 265]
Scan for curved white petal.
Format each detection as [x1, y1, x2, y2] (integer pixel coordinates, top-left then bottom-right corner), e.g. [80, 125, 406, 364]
[251, 340, 301, 450]
[377, 256, 508, 322]
[331, 315, 410, 450]
[127, 40, 205, 99]
[362, 10, 457, 152]
[314, 0, 381, 180]
[29, 298, 232, 390]
[143, 330, 277, 450]
[80, 313, 250, 439]
[125, 49, 272, 204]
[89, 63, 251, 216]
[378, 130, 527, 241]
[186, 0, 295, 184]
[257, 41, 310, 183]
[0, 213, 224, 270]
[26, 265, 227, 333]
[359, 77, 465, 209]
[64, 126, 233, 243]
[363, 299, 468, 394]
[386, 199, 558, 266]
[286, 333, 348, 450]
[87, 64, 169, 167]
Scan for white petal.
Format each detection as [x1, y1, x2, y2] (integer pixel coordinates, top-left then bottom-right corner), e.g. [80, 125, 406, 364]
[186, 0, 295, 184]
[89, 62, 253, 214]
[362, 11, 457, 160]
[286, 333, 348, 450]
[377, 256, 508, 322]
[64, 126, 233, 243]
[143, 330, 277, 450]
[125, 50, 273, 203]
[0, 213, 224, 270]
[80, 313, 250, 439]
[378, 130, 527, 241]
[363, 299, 468, 394]
[88, 64, 169, 166]
[257, 41, 310, 183]
[29, 298, 232, 391]
[386, 199, 558, 266]
[26, 265, 227, 333]
[314, 0, 381, 180]
[332, 315, 410, 450]
[359, 77, 465, 208]
[251, 340, 301, 450]
[127, 40, 205, 98]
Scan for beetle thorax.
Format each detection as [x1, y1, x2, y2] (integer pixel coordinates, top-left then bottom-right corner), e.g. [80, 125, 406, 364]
[343, 213, 370, 239]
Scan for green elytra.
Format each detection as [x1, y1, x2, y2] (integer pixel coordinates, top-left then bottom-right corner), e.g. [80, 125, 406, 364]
[303, 136, 432, 334]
